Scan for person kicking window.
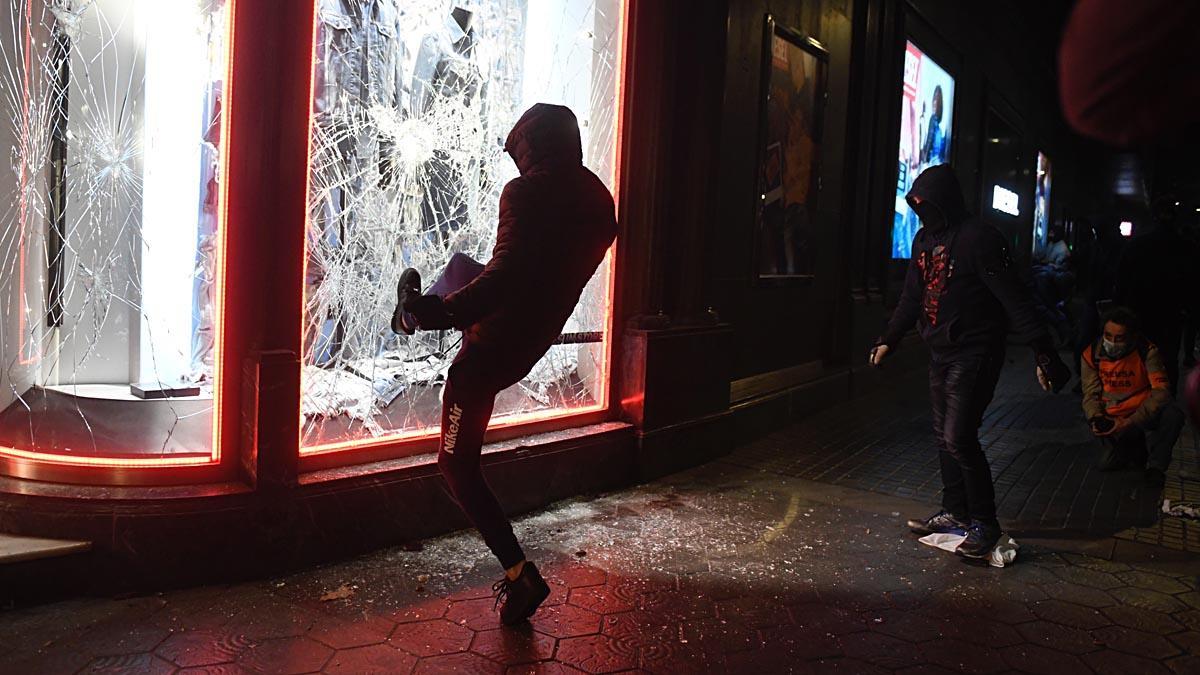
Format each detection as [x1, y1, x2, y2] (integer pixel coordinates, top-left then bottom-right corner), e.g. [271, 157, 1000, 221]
[392, 103, 617, 624]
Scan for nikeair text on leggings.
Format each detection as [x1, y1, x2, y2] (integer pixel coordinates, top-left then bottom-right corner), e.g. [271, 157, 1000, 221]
[443, 403, 464, 454]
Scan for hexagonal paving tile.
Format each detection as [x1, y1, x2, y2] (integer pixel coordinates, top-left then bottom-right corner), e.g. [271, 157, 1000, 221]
[1082, 648, 1174, 674]
[713, 596, 792, 629]
[79, 653, 175, 675]
[1091, 626, 1182, 660]
[1168, 629, 1200, 656]
[1108, 587, 1188, 614]
[237, 636, 333, 674]
[67, 622, 173, 658]
[1117, 571, 1191, 595]
[1101, 604, 1184, 635]
[445, 597, 504, 632]
[156, 629, 255, 667]
[389, 619, 474, 658]
[178, 663, 257, 674]
[226, 603, 314, 642]
[555, 633, 636, 673]
[1177, 610, 1200, 633]
[838, 631, 923, 670]
[554, 564, 607, 589]
[567, 585, 634, 615]
[1167, 655, 1200, 674]
[676, 617, 761, 655]
[1043, 582, 1117, 609]
[504, 663, 587, 674]
[470, 627, 556, 666]
[322, 644, 417, 675]
[1051, 566, 1125, 590]
[1030, 600, 1111, 630]
[528, 604, 602, 640]
[936, 615, 1024, 649]
[867, 610, 946, 643]
[790, 603, 866, 635]
[414, 651, 505, 674]
[307, 613, 392, 650]
[639, 637, 718, 673]
[388, 597, 452, 624]
[999, 643, 1091, 675]
[1016, 621, 1100, 655]
[756, 625, 842, 662]
[919, 638, 1007, 675]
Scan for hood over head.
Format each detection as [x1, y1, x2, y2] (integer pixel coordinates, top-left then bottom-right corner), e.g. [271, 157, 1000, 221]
[504, 103, 583, 175]
[906, 164, 969, 232]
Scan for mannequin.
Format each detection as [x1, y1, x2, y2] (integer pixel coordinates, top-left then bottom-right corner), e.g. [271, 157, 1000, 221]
[309, 0, 409, 367]
[412, 7, 485, 250]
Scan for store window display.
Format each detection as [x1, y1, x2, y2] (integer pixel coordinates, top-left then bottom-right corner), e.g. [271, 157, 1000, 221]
[301, 0, 625, 453]
[0, 0, 232, 463]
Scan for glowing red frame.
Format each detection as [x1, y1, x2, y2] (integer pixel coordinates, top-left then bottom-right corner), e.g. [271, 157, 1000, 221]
[0, 1, 239, 481]
[297, 1, 630, 461]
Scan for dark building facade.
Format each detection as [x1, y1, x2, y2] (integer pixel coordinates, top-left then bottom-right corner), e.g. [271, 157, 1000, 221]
[0, 0, 1113, 595]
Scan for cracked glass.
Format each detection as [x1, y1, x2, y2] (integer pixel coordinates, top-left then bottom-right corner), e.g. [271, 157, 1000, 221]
[0, 0, 231, 463]
[301, 0, 624, 453]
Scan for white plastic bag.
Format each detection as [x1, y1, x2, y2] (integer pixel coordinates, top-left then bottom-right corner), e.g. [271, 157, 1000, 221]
[918, 532, 1020, 568]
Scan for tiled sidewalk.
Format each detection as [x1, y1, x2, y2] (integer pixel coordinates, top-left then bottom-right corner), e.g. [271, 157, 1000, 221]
[727, 356, 1200, 553]
[1, 357, 1198, 673]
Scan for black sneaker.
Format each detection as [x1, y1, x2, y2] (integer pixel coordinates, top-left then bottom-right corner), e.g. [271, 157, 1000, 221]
[1145, 467, 1166, 489]
[955, 521, 1002, 559]
[391, 268, 421, 335]
[493, 562, 550, 626]
[907, 510, 969, 536]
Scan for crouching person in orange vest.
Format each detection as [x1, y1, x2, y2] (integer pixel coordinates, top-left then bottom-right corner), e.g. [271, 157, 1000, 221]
[1081, 307, 1185, 488]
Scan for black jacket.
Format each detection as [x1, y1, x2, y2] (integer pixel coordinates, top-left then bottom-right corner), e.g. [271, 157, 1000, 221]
[443, 104, 617, 374]
[881, 165, 1051, 356]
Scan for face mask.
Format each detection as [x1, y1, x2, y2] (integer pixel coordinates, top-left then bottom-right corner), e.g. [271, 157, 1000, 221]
[912, 202, 946, 232]
[1102, 339, 1131, 358]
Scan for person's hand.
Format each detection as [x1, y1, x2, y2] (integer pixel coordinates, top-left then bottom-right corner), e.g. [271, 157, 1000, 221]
[1108, 416, 1132, 437]
[404, 294, 455, 331]
[869, 343, 890, 367]
[1036, 351, 1071, 393]
[1099, 415, 1132, 437]
[1090, 415, 1115, 436]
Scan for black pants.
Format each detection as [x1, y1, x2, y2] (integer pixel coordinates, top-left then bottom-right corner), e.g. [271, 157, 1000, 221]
[437, 341, 527, 570]
[929, 349, 1006, 527]
[1097, 403, 1184, 473]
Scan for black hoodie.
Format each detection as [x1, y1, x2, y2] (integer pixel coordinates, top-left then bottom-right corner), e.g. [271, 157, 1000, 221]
[881, 165, 1051, 356]
[443, 104, 617, 374]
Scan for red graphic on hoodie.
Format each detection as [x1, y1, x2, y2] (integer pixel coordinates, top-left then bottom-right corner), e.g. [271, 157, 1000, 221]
[917, 244, 952, 325]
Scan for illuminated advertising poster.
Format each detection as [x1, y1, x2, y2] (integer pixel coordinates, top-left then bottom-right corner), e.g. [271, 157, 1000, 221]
[892, 40, 955, 258]
[1032, 152, 1052, 254]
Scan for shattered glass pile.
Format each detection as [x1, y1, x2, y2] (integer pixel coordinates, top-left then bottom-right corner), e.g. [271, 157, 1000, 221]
[0, 0, 230, 459]
[302, 0, 623, 451]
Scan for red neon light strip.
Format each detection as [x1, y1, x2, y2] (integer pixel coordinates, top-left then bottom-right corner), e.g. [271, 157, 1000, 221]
[0, 0, 238, 470]
[298, 2, 629, 456]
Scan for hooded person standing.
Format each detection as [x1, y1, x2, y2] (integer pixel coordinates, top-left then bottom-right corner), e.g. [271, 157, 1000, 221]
[870, 165, 1071, 558]
[392, 103, 617, 624]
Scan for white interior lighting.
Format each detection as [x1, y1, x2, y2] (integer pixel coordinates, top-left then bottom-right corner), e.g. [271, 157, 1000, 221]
[1120, 221, 1133, 237]
[137, 0, 208, 385]
[991, 185, 1019, 216]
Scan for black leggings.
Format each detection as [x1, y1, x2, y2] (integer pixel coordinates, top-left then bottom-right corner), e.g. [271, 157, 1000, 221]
[436, 343, 526, 570]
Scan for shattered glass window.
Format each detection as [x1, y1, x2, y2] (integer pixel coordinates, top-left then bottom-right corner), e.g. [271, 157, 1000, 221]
[0, 1, 231, 463]
[302, 0, 624, 453]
